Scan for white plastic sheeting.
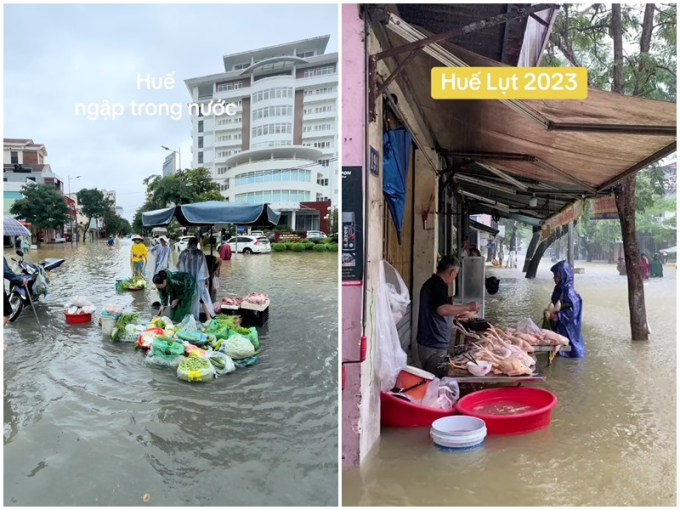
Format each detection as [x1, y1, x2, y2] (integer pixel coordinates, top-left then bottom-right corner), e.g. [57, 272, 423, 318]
[376, 260, 410, 392]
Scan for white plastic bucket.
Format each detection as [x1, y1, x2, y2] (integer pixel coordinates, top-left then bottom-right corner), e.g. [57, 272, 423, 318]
[432, 415, 486, 436]
[101, 315, 119, 337]
[430, 416, 487, 450]
[430, 428, 487, 450]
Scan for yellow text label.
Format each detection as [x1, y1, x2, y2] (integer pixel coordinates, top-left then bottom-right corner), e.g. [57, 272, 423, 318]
[431, 67, 588, 100]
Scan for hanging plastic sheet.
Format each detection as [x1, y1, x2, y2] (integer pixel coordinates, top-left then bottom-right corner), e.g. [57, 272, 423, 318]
[382, 128, 412, 244]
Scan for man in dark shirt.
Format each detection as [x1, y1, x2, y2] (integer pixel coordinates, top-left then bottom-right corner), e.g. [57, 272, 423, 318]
[417, 255, 480, 377]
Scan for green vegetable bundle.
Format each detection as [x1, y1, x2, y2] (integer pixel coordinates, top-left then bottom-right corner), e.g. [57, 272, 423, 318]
[177, 356, 215, 382]
[227, 327, 259, 350]
[112, 313, 140, 341]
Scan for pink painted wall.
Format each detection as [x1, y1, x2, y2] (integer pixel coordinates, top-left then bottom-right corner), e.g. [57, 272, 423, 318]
[341, 3, 366, 467]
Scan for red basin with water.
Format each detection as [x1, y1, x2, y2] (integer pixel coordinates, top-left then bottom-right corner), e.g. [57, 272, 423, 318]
[381, 392, 456, 428]
[456, 387, 557, 435]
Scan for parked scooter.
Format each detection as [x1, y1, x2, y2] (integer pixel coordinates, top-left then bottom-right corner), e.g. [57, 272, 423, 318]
[7, 250, 65, 322]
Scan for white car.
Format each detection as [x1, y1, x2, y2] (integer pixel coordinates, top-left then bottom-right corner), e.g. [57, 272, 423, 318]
[175, 235, 195, 252]
[250, 231, 265, 237]
[226, 235, 271, 254]
[306, 231, 328, 239]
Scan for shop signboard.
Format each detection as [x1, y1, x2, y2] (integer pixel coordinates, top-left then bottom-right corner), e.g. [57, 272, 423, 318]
[341, 166, 364, 283]
[541, 200, 584, 240]
[369, 146, 379, 177]
[588, 194, 618, 220]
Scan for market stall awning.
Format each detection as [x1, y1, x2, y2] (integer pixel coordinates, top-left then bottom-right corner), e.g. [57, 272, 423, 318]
[142, 202, 281, 228]
[371, 10, 676, 224]
[469, 219, 499, 236]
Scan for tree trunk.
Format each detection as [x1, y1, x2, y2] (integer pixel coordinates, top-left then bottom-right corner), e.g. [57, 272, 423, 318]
[523, 232, 540, 272]
[610, 4, 652, 341]
[525, 227, 567, 279]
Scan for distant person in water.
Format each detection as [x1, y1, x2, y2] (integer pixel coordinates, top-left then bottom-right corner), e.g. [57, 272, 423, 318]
[130, 235, 148, 280]
[651, 253, 664, 278]
[617, 256, 626, 276]
[108, 235, 115, 247]
[640, 252, 651, 279]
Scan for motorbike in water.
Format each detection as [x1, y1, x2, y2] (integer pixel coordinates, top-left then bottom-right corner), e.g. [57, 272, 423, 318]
[7, 250, 65, 322]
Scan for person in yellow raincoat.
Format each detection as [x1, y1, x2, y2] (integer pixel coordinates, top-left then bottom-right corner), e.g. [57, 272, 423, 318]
[130, 235, 148, 279]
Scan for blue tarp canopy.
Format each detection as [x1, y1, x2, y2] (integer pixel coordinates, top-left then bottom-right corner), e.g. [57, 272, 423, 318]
[142, 201, 281, 228]
[382, 128, 412, 244]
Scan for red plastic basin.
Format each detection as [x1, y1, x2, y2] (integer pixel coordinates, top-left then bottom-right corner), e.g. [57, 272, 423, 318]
[381, 392, 456, 428]
[64, 312, 92, 324]
[456, 387, 557, 435]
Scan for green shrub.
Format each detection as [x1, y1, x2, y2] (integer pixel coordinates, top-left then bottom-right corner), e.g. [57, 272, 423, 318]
[283, 243, 296, 251]
[303, 242, 315, 251]
[313, 244, 328, 252]
[328, 243, 339, 252]
[322, 237, 333, 244]
[271, 243, 287, 252]
[291, 243, 306, 252]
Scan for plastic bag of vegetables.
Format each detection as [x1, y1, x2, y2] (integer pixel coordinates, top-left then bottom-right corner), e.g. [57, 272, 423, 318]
[147, 337, 185, 367]
[177, 356, 216, 382]
[112, 313, 140, 341]
[176, 329, 209, 346]
[150, 316, 173, 330]
[227, 327, 259, 350]
[205, 351, 235, 375]
[220, 334, 255, 360]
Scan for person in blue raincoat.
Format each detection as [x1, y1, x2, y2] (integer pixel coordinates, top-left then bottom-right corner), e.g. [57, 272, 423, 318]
[548, 260, 585, 358]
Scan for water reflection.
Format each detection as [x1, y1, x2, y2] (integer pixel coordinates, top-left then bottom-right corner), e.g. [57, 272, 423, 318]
[4, 241, 338, 506]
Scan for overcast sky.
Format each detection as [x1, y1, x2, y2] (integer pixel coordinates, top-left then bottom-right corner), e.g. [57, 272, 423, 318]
[4, 3, 338, 221]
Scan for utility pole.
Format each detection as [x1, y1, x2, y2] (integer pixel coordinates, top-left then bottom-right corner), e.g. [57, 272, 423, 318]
[68, 175, 82, 246]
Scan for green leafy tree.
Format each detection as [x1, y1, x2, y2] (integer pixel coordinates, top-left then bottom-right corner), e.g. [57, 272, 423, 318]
[545, 3, 676, 340]
[76, 189, 114, 244]
[10, 183, 70, 247]
[103, 210, 132, 237]
[134, 167, 224, 232]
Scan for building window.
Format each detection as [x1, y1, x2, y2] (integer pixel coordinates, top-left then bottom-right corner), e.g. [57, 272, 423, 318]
[10, 151, 18, 164]
[314, 123, 332, 132]
[217, 81, 243, 92]
[252, 105, 293, 120]
[235, 168, 312, 186]
[315, 66, 334, 76]
[198, 120, 204, 133]
[235, 190, 310, 204]
[304, 87, 335, 97]
[313, 141, 332, 149]
[317, 175, 329, 186]
[217, 151, 232, 158]
[304, 69, 315, 78]
[198, 136, 204, 149]
[251, 123, 293, 138]
[319, 159, 330, 167]
[217, 166, 228, 175]
[198, 153, 204, 164]
[252, 87, 294, 103]
[298, 51, 315, 58]
[233, 63, 250, 70]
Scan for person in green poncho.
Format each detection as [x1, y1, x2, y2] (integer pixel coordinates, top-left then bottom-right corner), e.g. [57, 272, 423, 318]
[651, 253, 664, 278]
[152, 270, 196, 321]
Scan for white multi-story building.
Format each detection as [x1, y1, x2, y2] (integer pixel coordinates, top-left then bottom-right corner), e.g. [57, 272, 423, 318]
[185, 36, 338, 231]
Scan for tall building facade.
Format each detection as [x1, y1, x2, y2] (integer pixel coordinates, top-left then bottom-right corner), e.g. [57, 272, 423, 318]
[185, 36, 338, 230]
[162, 152, 177, 177]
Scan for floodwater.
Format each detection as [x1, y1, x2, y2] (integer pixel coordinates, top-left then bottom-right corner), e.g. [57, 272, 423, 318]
[343, 260, 677, 507]
[4, 241, 338, 506]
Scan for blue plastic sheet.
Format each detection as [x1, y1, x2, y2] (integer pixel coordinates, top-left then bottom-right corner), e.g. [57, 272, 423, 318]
[382, 128, 412, 244]
[550, 261, 585, 358]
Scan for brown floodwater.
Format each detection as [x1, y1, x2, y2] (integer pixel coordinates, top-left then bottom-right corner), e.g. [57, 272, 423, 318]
[343, 260, 676, 507]
[4, 241, 338, 506]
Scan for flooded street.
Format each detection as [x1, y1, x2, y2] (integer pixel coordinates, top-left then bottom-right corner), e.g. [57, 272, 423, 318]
[343, 260, 676, 507]
[4, 241, 338, 506]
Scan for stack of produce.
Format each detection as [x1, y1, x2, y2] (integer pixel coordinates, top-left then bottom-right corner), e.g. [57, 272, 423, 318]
[177, 355, 216, 382]
[65, 296, 96, 315]
[116, 278, 148, 292]
[244, 293, 269, 306]
[449, 320, 569, 377]
[112, 312, 140, 341]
